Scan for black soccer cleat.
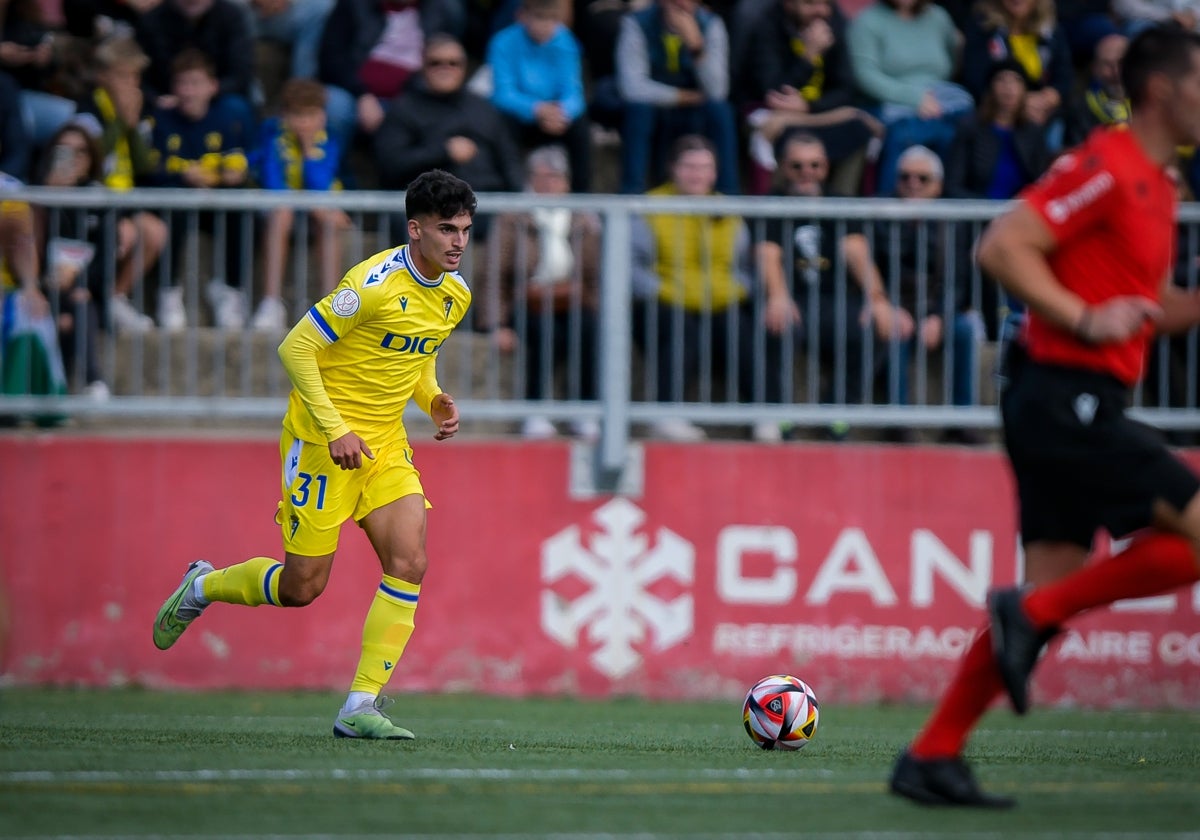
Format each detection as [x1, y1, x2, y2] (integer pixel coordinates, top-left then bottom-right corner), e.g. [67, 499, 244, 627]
[988, 587, 1059, 715]
[889, 750, 1015, 808]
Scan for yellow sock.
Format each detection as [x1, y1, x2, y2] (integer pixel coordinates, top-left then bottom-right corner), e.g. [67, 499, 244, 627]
[349, 574, 419, 695]
[201, 556, 283, 606]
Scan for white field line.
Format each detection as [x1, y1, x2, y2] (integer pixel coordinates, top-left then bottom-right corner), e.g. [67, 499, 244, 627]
[1, 767, 836, 783]
[4, 766, 1200, 790]
[3, 712, 1190, 741]
[7, 834, 1200, 840]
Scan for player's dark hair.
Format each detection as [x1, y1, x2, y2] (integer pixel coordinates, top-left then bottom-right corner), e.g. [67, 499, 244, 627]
[405, 169, 478, 220]
[1122, 25, 1200, 107]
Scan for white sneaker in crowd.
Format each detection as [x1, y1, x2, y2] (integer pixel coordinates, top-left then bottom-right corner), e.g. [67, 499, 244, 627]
[571, 419, 600, 441]
[82, 380, 111, 401]
[752, 421, 784, 443]
[251, 297, 288, 333]
[651, 418, 707, 442]
[157, 287, 187, 332]
[109, 294, 154, 334]
[521, 416, 557, 440]
[207, 281, 246, 330]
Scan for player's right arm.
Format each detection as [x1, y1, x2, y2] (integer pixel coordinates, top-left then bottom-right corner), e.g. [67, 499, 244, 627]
[278, 319, 374, 469]
[977, 201, 1161, 343]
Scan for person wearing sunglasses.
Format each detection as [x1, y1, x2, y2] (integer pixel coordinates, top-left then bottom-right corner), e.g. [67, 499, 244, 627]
[871, 144, 984, 443]
[755, 131, 905, 440]
[375, 34, 523, 203]
[315, 0, 466, 166]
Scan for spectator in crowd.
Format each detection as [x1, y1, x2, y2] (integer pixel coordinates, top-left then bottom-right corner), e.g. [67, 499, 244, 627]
[477, 145, 602, 440]
[375, 34, 523, 197]
[1, 0, 76, 146]
[0, 184, 40, 318]
[317, 0, 466, 167]
[30, 121, 110, 398]
[738, 0, 881, 196]
[945, 58, 1050, 344]
[65, 0, 161, 41]
[245, 0, 335, 80]
[1143, 163, 1198, 440]
[76, 36, 167, 333]
[1114, 0, 1200, 35]
[873, 145, 984, 442]
[1064, 32, 1128, 146]
[615, 0, 741, 195]
[756, 131, 902, 439]
[1055, 0, 1121, 64]
[945, 58, 1051, 198]
[847, 0, 972, 196]
[252, 77, 351, 332]
[572, 0, 637, 130]
[150, 48, 253, 330]
[135, 0, 256, 129]
[0, 70, 30, 181]
[961, 0, 1074, 152]
[632, 135, 788, 442]
[487, 0, 592, 192]
[0, 194, 68, 409]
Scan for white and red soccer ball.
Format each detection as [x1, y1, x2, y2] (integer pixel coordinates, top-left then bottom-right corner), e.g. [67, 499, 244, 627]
[742, 674, 820, 751]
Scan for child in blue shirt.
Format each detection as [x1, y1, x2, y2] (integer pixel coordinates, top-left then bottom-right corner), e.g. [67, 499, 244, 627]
[150, 48, 253, 330]
[252, 78, 352, 332]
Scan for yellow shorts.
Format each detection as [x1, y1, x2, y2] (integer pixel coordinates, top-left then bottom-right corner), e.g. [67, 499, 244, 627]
[276, 431, 430, 557]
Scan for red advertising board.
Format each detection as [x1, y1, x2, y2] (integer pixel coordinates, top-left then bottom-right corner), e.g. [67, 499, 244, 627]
[2, 436, 1199, 708]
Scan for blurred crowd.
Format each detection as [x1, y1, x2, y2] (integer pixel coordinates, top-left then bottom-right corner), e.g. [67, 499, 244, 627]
[0, 0, 1196, 439]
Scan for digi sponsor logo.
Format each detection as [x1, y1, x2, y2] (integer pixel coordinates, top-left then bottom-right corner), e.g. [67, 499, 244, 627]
[380, 333, 443, 354]
[541, 498, 694, 679]
[1045, 171, 1115, 224]
[332, 289, 360, 317]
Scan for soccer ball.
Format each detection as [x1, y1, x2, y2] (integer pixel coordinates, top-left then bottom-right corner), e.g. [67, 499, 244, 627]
[742, 674, 820, 751]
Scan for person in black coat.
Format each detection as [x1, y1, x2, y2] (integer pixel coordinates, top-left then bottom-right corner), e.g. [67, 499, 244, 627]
[0, 71, 30, 181]
[135, 0, 255, 109]
[944, 58, 1050, 200]
[373, 34, 522, 197]
[945, 59, 1050, 343]
[317, 0, 465, 160]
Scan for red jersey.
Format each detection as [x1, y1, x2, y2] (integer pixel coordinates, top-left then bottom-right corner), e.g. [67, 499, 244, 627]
[1019, 127, 1176, 385]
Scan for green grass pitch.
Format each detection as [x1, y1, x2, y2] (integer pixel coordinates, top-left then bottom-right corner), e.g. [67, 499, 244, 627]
[2, 688, 1199, 837]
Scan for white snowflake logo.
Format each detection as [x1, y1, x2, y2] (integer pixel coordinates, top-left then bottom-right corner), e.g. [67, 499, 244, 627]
[540, 498, 694, 679]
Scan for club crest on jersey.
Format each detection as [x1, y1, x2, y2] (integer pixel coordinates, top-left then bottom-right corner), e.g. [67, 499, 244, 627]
[443, 296, 453, 321]
[331, 288, 360, 317]
[399, 295, 408, 311]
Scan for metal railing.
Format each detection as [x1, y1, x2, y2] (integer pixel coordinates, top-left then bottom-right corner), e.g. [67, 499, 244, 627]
[2, 188, 1198, 474]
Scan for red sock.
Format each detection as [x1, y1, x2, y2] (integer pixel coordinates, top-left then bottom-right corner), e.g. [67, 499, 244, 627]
[1023, 534, 1199, 630]
[910, 624, 1003, 759]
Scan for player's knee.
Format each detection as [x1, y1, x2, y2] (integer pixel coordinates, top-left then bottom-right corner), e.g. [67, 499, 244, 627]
[277, 578, 325, 607]
[383, 554, 426, 585]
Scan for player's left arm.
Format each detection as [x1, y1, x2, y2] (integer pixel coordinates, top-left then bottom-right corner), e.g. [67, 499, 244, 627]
[412, 357, 458, 441]
[1157, 275, 1200, 334]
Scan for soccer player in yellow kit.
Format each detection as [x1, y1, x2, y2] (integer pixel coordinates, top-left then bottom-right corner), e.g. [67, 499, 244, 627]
[152, 170, 476, 739]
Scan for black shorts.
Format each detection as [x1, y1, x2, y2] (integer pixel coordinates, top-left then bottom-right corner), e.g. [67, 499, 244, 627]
[1000, 343, 1200, 547]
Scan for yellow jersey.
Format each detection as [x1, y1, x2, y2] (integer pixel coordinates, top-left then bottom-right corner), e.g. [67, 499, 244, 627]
[279, 244, 472, 449]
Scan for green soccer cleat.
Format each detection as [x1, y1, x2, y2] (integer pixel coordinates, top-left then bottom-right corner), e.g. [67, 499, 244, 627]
[333, 697, 416, 740]
[152, 560, 213, 650]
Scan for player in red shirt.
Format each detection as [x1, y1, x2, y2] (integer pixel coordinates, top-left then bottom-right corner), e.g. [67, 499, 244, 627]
[890, 25, 1200, 808]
